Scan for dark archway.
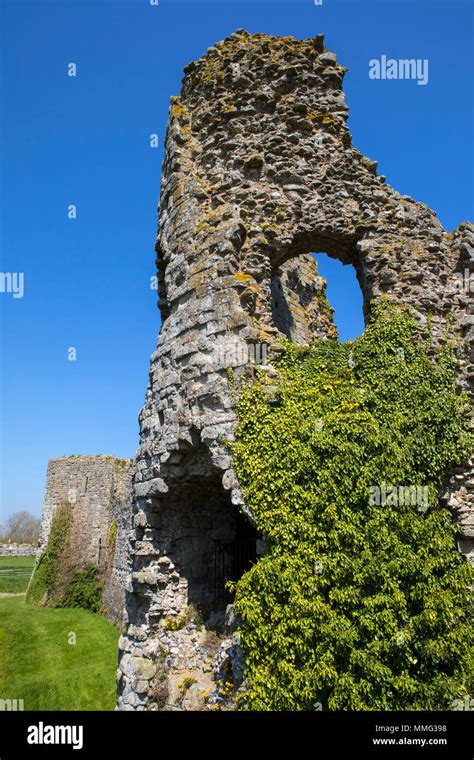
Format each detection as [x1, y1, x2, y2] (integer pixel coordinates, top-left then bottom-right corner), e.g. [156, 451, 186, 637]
[163, 476, 258, 611]
[138, 443, 260, 625]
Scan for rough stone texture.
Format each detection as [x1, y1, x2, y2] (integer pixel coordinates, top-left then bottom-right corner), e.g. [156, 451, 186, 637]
[31, 455, 134, 622]
[117, 30, 473, 710]
[272, 254, 337, 342]
[0, 543, 37, 557]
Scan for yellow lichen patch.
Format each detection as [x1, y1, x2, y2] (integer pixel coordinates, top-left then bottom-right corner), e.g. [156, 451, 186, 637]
[305, 110, 338, 126]
[256, 327, 277, 343]
[170, 98, 189, 121]
[260, 222, 279, 233]
[198, 32, 313, 84]
[234, 272, 253, 283]
[196, 220, 212, 234]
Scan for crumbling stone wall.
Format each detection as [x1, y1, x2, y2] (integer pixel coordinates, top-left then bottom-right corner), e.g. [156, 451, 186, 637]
[117, 30, 473, 710]
[31, 455, 133, 622]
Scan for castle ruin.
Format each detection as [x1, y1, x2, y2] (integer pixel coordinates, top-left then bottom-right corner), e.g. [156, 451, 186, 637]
[115, 31, 473, 710]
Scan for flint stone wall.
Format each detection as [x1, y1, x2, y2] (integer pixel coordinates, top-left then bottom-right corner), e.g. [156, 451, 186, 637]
[117, 30, 473, 711]
[0, 544, 37, 557]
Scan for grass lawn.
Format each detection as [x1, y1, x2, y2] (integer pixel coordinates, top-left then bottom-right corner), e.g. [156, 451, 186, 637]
[0, 596, 120, 710]
[0, 556, 35, 593]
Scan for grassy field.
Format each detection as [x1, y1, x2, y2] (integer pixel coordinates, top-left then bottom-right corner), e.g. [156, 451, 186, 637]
[0, 595, 120, 710]
[0, 556, 35, 593]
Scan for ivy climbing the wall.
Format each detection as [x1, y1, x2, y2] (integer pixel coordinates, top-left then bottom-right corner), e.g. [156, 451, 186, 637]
[230, 306, 473, 710]
[61, 564, 103, 613]
[26, 504, 103, 613]
[26, 502, 72, 606]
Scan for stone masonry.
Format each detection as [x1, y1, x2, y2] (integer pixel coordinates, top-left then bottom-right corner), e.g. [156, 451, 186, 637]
[117, 30, 473, 710]
[31, 455, 133, 623]
[0, 544, 37, 557]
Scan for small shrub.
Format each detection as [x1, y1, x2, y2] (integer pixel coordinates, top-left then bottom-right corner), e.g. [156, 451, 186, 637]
[178, 675, 197, 694]
[163, 613, 187, 631]
[150, 676, 169, 709]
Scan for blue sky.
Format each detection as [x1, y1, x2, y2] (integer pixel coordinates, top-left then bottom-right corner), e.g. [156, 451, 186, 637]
[0, 0, 472, 520]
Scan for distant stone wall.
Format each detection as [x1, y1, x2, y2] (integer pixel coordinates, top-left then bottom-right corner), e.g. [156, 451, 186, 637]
[31, 455, 134, 622]
[0, 544, 37, 557]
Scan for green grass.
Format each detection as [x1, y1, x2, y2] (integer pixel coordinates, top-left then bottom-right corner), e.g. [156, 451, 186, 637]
[0, 596, 119, 710]
[0, 556, 35, 593]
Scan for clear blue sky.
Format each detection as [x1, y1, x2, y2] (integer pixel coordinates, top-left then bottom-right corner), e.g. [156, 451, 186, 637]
[0, 0, 472, 521]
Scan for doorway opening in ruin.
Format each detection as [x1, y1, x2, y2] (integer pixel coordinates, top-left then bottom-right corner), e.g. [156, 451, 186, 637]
[155, 446, 260, 622]
[212, 510, 258, 605]
[176, 478, 259, 612]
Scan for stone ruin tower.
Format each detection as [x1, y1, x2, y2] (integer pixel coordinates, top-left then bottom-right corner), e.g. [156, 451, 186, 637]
[30, 455, 133, 623]
[117, 30, 473, 710]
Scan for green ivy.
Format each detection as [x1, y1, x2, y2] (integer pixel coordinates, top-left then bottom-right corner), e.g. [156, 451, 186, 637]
[230, 305, 473, 710]
[107, 518, 117, 553]
[61, 564, 103, 613]
[26, 502, 72, 606]
[27, 504, 103, 613]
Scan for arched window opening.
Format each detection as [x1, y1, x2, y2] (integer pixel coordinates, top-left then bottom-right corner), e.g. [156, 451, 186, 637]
[270, 251, 364, 345]
[313, 252, 364, 342]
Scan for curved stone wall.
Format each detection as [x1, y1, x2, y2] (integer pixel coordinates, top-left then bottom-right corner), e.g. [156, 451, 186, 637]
[117, 30, 473, 710]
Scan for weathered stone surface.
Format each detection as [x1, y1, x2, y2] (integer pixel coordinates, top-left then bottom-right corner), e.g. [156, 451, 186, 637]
[117, 30, 473, 710]
[31, 455, 134, 623]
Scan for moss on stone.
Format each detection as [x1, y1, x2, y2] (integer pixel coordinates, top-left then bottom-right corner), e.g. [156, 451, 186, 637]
[107, 518, 117, 554]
